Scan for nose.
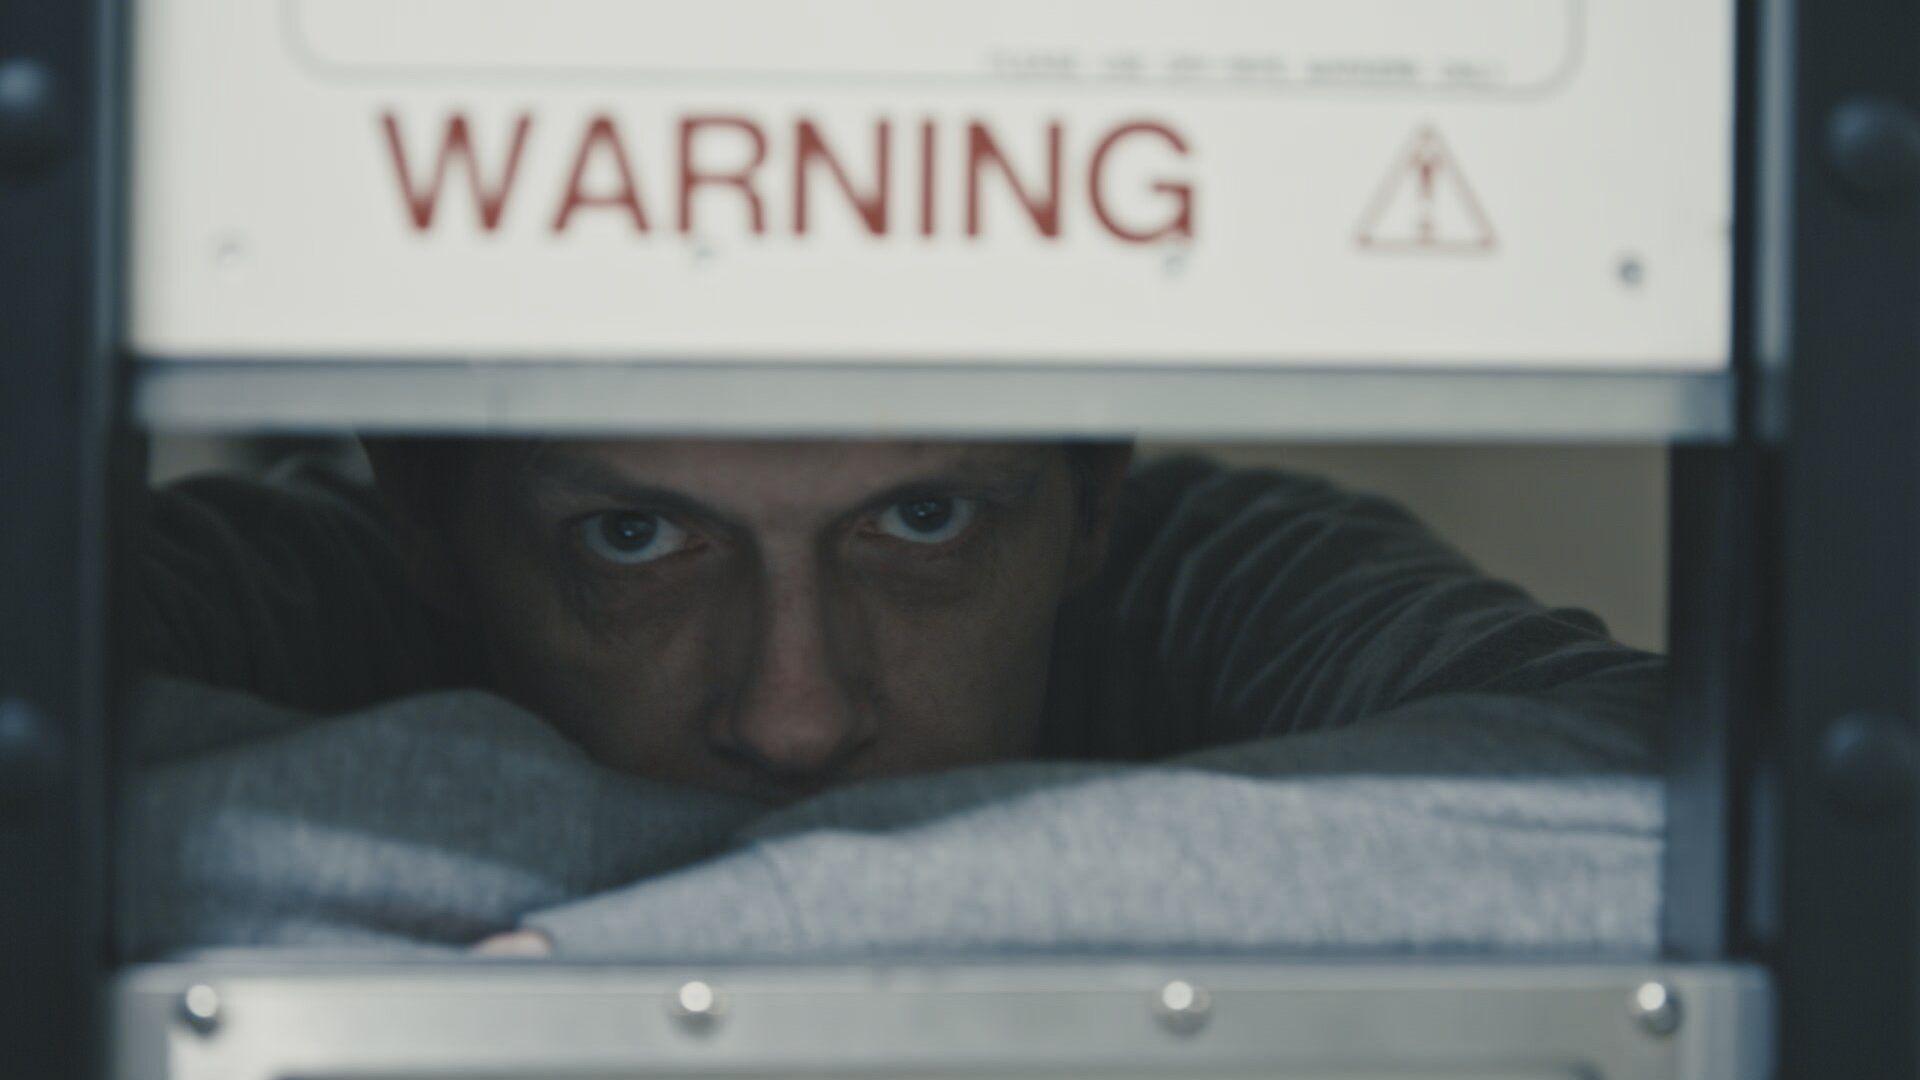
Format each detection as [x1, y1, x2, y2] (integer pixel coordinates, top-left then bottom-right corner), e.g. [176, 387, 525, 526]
[713, 557, 874, 781]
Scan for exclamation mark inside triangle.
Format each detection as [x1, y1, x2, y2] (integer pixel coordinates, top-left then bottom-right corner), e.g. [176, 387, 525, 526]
[1414, 146, 1439, 244]
[1355, 126, 1497, 254]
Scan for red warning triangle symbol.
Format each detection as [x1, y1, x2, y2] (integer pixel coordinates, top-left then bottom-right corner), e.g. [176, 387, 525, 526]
[1354, 126, 1497, 253]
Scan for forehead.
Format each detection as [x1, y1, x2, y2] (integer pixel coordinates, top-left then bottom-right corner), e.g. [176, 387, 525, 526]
[505, 438, 1058, 518]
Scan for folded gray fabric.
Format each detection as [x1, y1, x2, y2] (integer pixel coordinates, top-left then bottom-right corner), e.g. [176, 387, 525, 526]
[124, 679, 1660, 961]
[526, 697, 1660, 959]
[120, 679, 759, 956]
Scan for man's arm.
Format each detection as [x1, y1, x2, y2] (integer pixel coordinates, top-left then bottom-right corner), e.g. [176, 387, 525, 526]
[131, 460, 467, 713]
[1044, 457, 1662, 764]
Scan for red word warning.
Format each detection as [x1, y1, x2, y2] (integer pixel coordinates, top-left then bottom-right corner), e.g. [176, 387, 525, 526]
[1354, 126, 1496, 253]
[378, 112, 1196, 244]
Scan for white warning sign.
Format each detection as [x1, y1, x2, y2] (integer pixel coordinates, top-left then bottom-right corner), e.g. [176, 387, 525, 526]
[128, 0, 1733, 372]
[1355, 126, 1496, 254]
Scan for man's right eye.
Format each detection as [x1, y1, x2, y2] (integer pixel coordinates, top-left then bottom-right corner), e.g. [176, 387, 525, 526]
[578, 511, 692, 566]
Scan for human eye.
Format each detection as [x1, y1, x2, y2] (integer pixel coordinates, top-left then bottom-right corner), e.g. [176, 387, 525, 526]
[871, 496, 980, 545]
[577, 510, 693, 565]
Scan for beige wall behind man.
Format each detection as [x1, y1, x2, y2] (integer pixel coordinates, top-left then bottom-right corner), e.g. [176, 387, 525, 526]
[1145, 445, 1669, 652]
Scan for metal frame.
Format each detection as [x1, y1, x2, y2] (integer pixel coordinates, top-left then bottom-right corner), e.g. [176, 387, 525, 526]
[1664, 7, 1920, 1079]
[1657, 0, 1767, 965]
[134, 360, 1731, 441]
[0, 1, 116, 1079]
[1661, 446, 1764, 962]
[110, 961, 1771, 1080]
[1764, 0, 1920, 1073]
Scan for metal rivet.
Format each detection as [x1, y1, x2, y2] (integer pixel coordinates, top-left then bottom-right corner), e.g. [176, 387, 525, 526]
[0, 698, 59, 813]
[1628, 980, 1681, 1038]
[1152, 979, 1211, 1036]
[0, 58, 66, 171]
[1828, 97, 1920, 203]
[669, 979, 723, 1032]
[179, 984, 221, 1035]
[1820, 713, 1917, 822]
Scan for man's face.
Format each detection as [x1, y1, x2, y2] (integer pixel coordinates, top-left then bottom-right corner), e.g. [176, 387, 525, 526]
[419, 439, 1118, 803]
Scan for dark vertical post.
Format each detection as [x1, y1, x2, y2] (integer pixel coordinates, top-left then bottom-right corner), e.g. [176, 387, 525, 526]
[1770, 0, 1920, 1072]
[1661, 0, 1764, 963]
[0, 2, 112, 1079]
[1663, 446, 1765, 960]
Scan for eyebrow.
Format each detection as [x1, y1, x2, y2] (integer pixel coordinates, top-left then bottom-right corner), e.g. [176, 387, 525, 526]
[513, 452, 743, 528]
[854, 463, 1045, 507]
[514, 446, 1051, 529]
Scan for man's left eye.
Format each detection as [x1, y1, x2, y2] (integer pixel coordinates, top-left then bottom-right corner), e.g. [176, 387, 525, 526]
[874, 497, 978, 544]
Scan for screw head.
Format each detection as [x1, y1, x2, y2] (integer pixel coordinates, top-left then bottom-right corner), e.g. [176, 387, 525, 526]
[1828, 97, 1920, 204]
[1152, 979, 1211, 1035]
[1627, 981, 1681, 1038]
[669, 979, 723, 1032]
[179, 984, 221, 1035]
[0, 58, 66, 172]
[0, 698, 59, 814]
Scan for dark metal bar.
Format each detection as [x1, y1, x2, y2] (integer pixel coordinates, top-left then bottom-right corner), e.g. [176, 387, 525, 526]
[1660, 0, 1766, 963]
[1769, 0, 1920, 1071]
[1663, 446, 1765, 960]
[0, 2, 114, 1079]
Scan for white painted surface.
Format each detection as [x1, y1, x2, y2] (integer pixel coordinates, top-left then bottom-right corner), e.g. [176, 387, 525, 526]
[130, 0, 1733, 371]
